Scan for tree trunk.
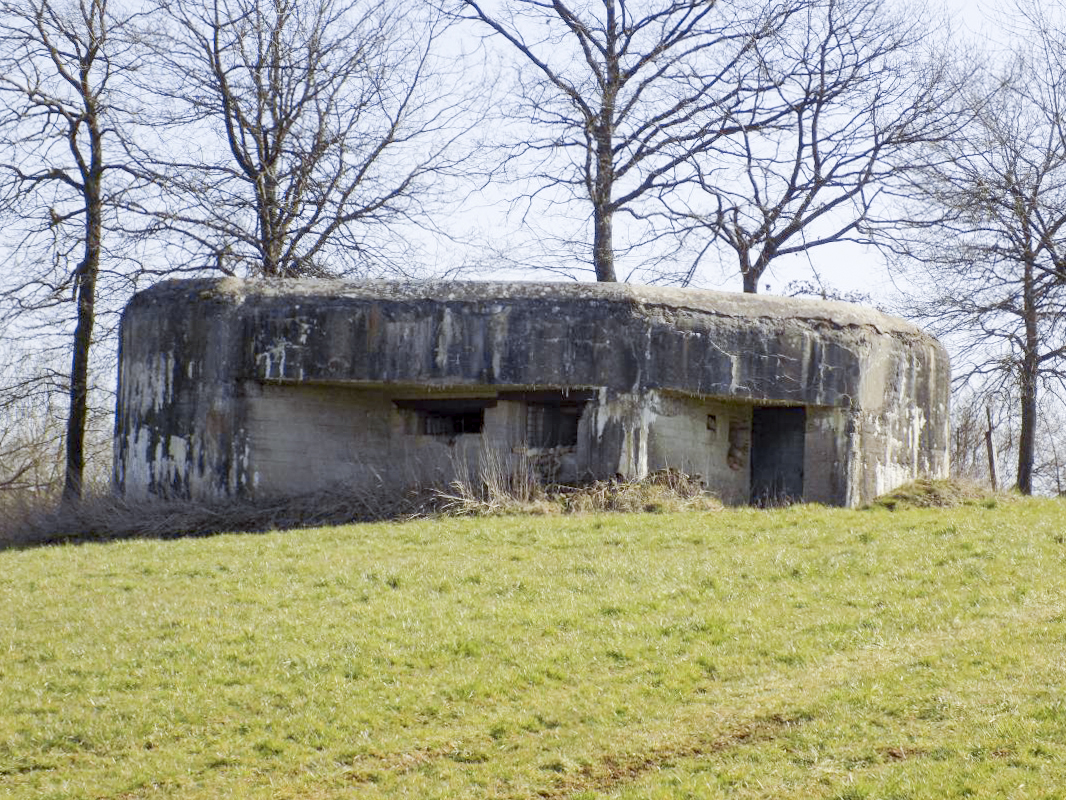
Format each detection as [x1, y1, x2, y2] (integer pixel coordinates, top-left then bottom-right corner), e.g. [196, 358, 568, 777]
[593, 32, 617, 284]
[1016, 260, 1039, 495]
[984, 405, 997, 491]
[63, 196, 101, 504]
[62, 78, 104, 505]
[1017, 366, 1037, 495]
[593, 205, 616, 282]
[259, 167, 282, 276]
[742, 250, 770, 293]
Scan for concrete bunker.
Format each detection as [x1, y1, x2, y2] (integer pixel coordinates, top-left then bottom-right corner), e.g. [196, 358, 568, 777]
[114, 279, 950, 507]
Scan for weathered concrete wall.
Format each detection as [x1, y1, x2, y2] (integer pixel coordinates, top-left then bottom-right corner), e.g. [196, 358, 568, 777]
[242, 383, 593, 494]
[641, 393, 752, 505]
[114, 286, 249, 500]
[114, 278, 950, 506]
[241, 282, 866, 406]
[804, 407, 852, 505]
[849, 336, 949, 505]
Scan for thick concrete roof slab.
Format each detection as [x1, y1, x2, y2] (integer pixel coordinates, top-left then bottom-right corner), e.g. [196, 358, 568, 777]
[124, 278, 946, 409]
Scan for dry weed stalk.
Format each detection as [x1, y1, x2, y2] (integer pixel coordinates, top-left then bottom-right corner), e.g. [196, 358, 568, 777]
[437, 464, 722, 517]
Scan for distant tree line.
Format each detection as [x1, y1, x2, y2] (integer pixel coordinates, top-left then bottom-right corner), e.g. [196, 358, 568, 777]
[1, 0, 1065, 501]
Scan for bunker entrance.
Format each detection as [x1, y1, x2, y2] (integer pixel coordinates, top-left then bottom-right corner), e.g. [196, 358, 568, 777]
[750, 406, 806, 506]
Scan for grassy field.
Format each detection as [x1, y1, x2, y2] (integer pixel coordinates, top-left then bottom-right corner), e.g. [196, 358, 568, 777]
[2, 499, 1065, 799]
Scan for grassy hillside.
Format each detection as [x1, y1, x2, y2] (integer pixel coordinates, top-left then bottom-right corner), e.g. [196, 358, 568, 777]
[2, 500, 1065, 799]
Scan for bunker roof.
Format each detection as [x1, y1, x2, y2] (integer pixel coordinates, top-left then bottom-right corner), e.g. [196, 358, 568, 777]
[140, 278, 928, 341]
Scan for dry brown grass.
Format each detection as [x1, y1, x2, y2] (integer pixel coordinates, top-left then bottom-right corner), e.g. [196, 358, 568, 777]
[867, 477, 1004, 510]
[5, 474, 1009, 550]
[0, 467, 721, 549]
[437, 467, 723, 516]
[0, 482, 432, 549]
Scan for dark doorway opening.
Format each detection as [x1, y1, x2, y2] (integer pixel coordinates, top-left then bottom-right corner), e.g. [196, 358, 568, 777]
[750, 406, 806, 506]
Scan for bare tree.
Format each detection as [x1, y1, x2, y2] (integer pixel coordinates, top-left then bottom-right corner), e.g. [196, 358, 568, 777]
[947, 387, 1008, 489]
[663, 0, 962, 293]
[953, 383, 1066, 496]
[884, 44, 1066, 494]
[0, 336, 61, 496]
[1033, 396, 1066, 495]
[454, 0, 819, 283]
[0, 0, 142, 502]
[143, 0, 477, 278]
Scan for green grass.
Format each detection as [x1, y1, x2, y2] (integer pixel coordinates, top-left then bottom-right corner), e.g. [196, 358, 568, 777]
[2, 499, 1066, 799]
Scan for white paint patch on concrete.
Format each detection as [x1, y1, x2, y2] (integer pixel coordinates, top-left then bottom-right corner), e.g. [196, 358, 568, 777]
[595, 387, 609, 440]
[435, 308, 454, 370]
[168, 435, 188, 469]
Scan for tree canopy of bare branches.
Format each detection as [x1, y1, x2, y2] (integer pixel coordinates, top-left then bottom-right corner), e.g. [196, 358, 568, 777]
[456, 0, 819, 283]
[0, 0, 142, 501]
[662, 0, 962, 293]
[884, 21, 1066, 494]
[143, 0, 478, 278]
